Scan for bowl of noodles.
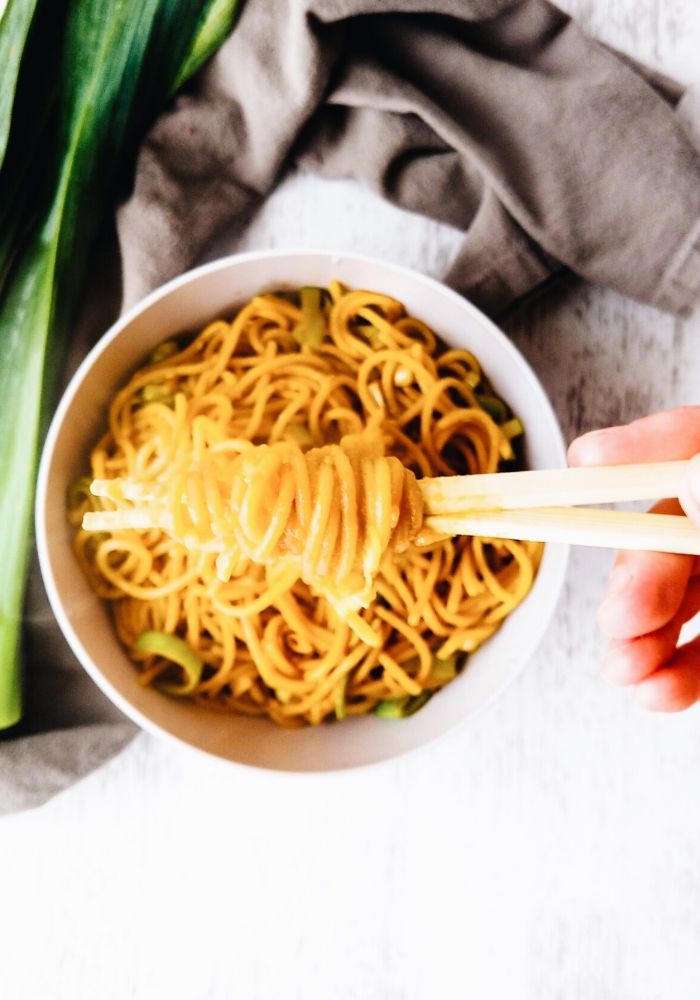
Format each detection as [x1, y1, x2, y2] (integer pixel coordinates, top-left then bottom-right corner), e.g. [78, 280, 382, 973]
[36, 250, 567, 772]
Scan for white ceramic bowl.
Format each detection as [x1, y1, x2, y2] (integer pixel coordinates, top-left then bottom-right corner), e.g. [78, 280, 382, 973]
[36, 250, 568, 772]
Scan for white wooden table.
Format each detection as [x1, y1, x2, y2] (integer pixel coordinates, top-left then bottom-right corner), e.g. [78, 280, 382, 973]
[2, 2, 700, 997]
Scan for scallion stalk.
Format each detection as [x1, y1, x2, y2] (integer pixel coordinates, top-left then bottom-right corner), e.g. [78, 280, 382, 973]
[374, 691, 433, 718]
[293, 286, 327, 348]
[135, 631, 203, 696]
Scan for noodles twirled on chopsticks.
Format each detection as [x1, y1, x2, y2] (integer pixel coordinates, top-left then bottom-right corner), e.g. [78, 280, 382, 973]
[85, 430, 424, 645]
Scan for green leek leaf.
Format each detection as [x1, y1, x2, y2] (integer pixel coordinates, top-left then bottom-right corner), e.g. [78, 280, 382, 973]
[0, 0, 40, 164]
[0, 0, 239, 729]
[173, 0, 240, 93]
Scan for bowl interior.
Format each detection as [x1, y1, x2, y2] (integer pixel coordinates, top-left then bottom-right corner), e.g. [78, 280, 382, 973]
[36, 250, 568, 772]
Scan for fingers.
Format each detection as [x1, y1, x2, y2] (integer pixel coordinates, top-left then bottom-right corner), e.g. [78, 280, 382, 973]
[596, 500, 695, 640]
[632, 636, 700, 712]
[568, 407, 700, 711]
[569, 407, 700, 522]
[597, 551, 694, 639]
[600, 576, 700, 685]
[568, 406, 700, 466]
[601, 619, 684, 685]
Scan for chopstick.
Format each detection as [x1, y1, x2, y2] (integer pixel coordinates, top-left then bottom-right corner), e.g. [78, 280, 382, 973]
[420, 459, 700, 554]
[420, 460, 690, 512]
[424, 507, 700, 555]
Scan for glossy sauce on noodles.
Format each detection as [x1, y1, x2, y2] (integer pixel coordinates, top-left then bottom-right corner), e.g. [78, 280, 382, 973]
[69, 284, 541, 726]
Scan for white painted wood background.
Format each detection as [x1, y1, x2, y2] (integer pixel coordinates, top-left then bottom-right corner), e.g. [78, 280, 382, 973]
[2, 1, 700, 997]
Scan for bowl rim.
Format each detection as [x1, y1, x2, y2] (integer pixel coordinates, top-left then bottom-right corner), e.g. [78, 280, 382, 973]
[35, 247, 569, 775]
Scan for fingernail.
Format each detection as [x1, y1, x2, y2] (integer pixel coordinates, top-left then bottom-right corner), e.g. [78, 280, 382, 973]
[568, 429, 610, 464]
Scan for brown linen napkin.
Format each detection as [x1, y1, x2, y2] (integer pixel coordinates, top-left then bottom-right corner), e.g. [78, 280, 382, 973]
[3, 0, 700, 815]
[119, 0, 700, 316]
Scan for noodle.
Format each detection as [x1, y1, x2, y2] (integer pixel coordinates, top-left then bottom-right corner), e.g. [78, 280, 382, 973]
[85, 430, 423, 644]
[69, 283, 542, 726]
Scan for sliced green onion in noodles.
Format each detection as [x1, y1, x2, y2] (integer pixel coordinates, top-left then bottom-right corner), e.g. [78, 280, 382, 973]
[135, 631, 203, 696]
[374, 691, 433, 718]
[334, 674, 349, 720]
[475, 394, 507, 423]
[293, 287, 327, 348]
[502, 417, 524, 439]
[429, 653, 458, 685]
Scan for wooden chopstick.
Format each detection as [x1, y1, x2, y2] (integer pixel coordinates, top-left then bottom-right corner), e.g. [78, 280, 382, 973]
[420, 460, 690, 513]
[424, 507, 700, 555]
[420, 459, 700, 554]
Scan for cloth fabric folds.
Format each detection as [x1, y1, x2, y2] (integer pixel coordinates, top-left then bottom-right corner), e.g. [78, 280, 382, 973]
[119, 0, 700, 316]
[3, 0, 700, 815]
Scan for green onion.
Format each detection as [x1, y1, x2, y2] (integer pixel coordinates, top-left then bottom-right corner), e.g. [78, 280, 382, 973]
[334, 674, 349, 720]
[285, 423, 314, 448]
[475, 394, 507, 423]
[502, 417, 524, 439]
[293, 286, 327, 348]
[374, 698, 408, 718]
[66, 476, 95, 509]
[66, 476, 103, 520]
[429, 653, 458, 685]
[0, 0, 239, 729]
[135, 631, 203, 696]
[374, 691, 433, 718]
[148, 339, 179, 364]
[140, 384, 174, 406]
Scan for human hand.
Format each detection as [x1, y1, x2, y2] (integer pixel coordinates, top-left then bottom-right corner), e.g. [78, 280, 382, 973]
[568, 407, 700, 711]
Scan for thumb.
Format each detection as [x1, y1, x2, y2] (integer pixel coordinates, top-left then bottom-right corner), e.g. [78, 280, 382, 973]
[681, 453, 700, 525]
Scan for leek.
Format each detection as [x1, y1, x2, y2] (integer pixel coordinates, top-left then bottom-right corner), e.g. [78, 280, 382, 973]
[374, 692, 433, 718]
[475, 394, 507, 423]
[429, 653, 458, 686]
[502, 417, 524, 439]
[135, 631, 203, 696]
[147, 339, 179, 363]
[293, 286, 327, 348]
[0, 0, 239, 729]
[0, 0, 39, 163]
[334, 675, 348, 721]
